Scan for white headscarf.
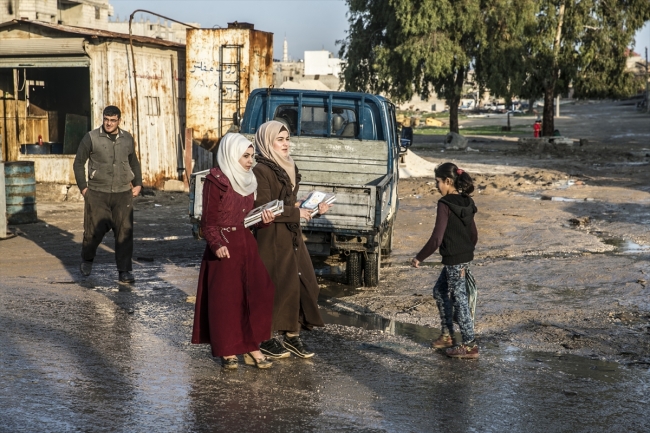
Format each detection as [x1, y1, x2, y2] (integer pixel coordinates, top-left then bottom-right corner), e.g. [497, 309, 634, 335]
[216, 133, 257, 197]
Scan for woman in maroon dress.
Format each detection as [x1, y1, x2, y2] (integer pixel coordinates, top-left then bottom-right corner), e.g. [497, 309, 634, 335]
[191, 133, 276, 369]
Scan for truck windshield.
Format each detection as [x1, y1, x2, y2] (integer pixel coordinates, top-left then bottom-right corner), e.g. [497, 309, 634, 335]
[274, 105, 358, 138]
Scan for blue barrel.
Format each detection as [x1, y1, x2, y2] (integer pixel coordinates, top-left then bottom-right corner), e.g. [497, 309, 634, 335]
[50, 142, 63, 154]
[20, 143, 51, 155]
[4, 161, 37, 224]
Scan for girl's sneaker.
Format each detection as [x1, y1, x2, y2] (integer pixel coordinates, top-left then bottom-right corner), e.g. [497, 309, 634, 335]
[432, 334, 454, 349]
[445, 343, 479, 359]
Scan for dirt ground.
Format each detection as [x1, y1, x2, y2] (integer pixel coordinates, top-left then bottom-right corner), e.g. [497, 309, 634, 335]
[323, 100, 650, 366]
[2, 100, 649, 370]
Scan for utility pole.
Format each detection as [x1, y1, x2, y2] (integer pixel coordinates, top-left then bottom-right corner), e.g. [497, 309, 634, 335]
[646, 47, 649, 114]
[0, 158, 6, 239]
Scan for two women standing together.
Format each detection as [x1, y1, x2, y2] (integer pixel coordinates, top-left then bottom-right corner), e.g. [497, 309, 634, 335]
[191, 121, 330, 369]
[191, 120, 481, 368]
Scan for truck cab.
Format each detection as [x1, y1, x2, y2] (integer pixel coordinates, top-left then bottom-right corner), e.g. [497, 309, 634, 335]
[240, 88, 400, 286]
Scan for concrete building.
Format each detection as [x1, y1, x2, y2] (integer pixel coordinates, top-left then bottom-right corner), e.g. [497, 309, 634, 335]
[0, 0, 113, 29]
[106, 16, 199, 44]
[273, 47, 343, 91]
[0, 1, 196, 44]
[304, 50, 342, 77]
[0, 19, 186, 187]
[273, 59, 304, 87]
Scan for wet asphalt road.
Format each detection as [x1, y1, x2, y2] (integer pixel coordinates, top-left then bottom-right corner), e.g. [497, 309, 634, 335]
[2, 197, 649, 432]
[1, 257, 649, 433]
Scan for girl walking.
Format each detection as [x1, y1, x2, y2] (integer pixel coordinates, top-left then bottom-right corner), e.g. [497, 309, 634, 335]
[252, 120, 332, 359]
[191, 133, 277, 369]
[411, 162, 479, 359]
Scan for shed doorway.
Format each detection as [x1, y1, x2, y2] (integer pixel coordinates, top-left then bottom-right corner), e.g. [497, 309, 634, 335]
[0, 66, 91, 161]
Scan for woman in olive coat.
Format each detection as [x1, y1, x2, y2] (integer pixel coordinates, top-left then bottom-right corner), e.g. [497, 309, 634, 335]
[253, 120, 331, 359]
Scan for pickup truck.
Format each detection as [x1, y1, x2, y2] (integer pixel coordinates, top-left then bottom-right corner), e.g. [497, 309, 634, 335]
[190, 88, 400, 287]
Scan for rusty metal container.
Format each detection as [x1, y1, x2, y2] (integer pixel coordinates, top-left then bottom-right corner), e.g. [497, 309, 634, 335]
[4, 161, 37, 224]
[186, 23, 273, 151]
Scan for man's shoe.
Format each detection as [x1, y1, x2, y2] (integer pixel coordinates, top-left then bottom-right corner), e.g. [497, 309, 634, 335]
[432, 333, 454, 349]
[260, 338, 291, 359]
[119, 271, 135, 283]
[445, 343, 479, 359]
[80, 261, 93, 277]
[282, 335, 315, 359]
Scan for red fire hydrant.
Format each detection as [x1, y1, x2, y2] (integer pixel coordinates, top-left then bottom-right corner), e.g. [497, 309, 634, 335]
[533, 120, 541, 138]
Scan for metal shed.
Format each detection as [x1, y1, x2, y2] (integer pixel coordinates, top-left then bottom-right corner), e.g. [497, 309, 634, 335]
[0, 19, 186, 187]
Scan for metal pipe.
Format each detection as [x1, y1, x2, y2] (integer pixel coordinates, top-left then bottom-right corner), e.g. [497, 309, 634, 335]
[128, 9, 199, 162]
[0, 161, 6, 239]
[170, 55, 181, 180]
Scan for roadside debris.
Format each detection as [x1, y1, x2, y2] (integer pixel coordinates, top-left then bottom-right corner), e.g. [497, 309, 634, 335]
[445, 132, 468, 150]
[569, 216, 591, 226]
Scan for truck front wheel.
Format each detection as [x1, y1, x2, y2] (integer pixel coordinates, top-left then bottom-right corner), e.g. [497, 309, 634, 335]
[363, 251, 380, 287]
[346, 252, 363, 287]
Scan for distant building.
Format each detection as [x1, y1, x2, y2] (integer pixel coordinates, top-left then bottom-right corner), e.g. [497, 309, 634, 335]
[273, 47, 343, 91]
[304, 50, 342, 77]
[0, 0, 113, 29]
[0, 1, 196, 43]
[106, 17, 199, 44]
[273, 60, 305, 88]
[626, 50, 646, 77]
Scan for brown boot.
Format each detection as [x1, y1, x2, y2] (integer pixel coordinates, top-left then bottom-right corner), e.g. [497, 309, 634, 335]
[431, 334, 454, 349]
[445, 343, 479, 359]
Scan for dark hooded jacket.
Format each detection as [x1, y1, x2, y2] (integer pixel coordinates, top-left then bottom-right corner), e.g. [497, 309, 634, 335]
[438, 195, 477, 265]
[415, 194, 478, 265]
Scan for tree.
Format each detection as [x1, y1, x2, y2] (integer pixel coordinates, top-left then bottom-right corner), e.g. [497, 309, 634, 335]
[482, 0, 650, 136]
[475, 0, 539, 108]
[572, 3, 650, 99]
[339, 0, 485, 134]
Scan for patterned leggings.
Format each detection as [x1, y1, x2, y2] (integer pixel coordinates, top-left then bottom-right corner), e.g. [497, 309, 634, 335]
[432, 262, 475, 344]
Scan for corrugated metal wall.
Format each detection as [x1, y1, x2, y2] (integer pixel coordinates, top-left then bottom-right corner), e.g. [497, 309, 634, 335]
[86, 42, 185, 187]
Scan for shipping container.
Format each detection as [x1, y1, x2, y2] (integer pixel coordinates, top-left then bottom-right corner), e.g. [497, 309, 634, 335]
[185, 23, 273, 153]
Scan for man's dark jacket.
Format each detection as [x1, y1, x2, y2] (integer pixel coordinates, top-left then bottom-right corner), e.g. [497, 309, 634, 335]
[74, 127, 142, 193]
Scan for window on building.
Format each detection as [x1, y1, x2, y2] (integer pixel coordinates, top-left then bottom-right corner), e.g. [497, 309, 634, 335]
[145, 96, 161, 116]
[95, 7, 100, 20]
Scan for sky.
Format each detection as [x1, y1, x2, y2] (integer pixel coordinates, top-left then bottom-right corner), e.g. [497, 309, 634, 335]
[111, 0, 350, 60]
[111, 1, 650, 61]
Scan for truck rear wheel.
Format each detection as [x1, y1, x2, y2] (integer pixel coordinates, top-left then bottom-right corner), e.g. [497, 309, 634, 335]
[346, 252, 363, 287]
[363, 250, 380, 287]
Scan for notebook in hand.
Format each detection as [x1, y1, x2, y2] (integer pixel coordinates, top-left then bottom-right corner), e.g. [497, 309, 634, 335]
[244, 199, 284, 227]
[300, 191, 336, 217]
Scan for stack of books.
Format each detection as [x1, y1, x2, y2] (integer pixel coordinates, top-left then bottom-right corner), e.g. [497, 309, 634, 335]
[244, 200, 284, 227]
[300, 191, 336, 217]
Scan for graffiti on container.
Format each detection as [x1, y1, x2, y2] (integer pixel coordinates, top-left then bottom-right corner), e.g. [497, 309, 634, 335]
[190, 61, 244, 75]
[189, 61, 218, 74]
[194, 80, 219, 91]
[222, 85, 240, 98]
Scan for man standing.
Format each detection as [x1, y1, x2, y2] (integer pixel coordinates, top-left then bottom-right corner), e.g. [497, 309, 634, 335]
[73, 106, 142, 283]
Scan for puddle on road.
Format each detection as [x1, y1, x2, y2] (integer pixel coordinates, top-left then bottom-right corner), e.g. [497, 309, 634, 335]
[320, 306, 627, 382]
[320, 308, 439, 345]
[602, 238, 650, 254]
